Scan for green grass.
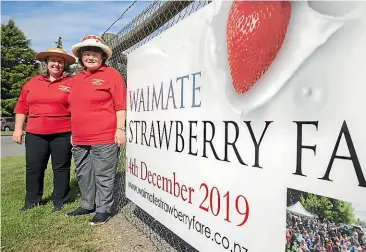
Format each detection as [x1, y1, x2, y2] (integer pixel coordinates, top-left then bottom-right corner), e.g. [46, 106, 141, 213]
[1, 156, 106, 252]
[1, 131, 13, 136]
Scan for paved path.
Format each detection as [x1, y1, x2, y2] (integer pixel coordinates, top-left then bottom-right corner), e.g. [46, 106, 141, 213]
[1, 136, 25, 158]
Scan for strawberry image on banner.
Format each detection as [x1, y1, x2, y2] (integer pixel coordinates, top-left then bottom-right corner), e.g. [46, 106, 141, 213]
[227, 1, 291, 94]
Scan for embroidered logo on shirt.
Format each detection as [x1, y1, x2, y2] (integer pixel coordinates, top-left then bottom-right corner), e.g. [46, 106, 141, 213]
[58, 85, 71, 93]
[92, 79, 105, 86]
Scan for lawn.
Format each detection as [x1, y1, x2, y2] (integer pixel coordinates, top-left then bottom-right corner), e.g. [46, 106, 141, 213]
[1, 156, 108, 252]
[1, 131, 13, 136]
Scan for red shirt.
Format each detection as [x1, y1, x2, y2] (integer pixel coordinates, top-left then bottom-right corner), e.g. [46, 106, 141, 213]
[14, 74, 73, 134]
[68, 64, 127, 145]
[325, 243, 333, 252]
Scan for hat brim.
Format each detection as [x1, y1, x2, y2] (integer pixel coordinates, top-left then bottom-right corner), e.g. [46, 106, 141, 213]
[72, 41, 112, 60]
[36, 51, 76, 65]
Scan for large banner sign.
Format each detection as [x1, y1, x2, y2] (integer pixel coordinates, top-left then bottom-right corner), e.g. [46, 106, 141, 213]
[126, 1, 366, 251]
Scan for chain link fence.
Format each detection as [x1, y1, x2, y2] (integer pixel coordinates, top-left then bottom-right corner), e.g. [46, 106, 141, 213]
[105, 1, 212, 251]
[103, 0, 211, 83]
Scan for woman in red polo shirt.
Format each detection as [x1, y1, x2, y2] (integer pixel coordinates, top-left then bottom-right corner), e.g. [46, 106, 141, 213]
[13, 48, 76, 212]
[67, 35, 127, 225]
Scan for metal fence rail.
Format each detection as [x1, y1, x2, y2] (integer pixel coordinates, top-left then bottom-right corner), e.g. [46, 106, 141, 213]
[103, 0, 211, 84]
[105, 1, 211, 251]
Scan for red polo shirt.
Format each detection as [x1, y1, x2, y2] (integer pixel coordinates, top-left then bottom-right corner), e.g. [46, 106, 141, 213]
[14, 74, 73, 134]
[68, 64, 127, 145]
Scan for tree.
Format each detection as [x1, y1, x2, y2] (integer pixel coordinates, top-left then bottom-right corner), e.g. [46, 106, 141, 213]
[300, 193, 356, 224]
[69, 61, 82, 76]
[287, 188, 307, 207]
[1, 19, 38, 116]
[54, 36, 63, 48]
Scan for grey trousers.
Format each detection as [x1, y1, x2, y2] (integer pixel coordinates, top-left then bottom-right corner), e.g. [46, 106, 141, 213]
[72, 143, 119, 213]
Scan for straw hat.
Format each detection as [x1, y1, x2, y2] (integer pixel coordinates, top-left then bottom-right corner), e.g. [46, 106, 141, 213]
[71, 35, 112, 60]
[36, 48, 76, 65]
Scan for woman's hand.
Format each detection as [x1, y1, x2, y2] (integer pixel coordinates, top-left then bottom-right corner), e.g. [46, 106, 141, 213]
[12, 128, 24, 145]
[115, 128, 126, 147]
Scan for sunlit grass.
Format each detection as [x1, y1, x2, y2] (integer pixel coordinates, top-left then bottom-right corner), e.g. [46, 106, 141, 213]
[1, 156, 107, 252]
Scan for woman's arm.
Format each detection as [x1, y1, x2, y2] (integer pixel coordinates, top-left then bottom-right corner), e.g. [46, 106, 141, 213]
[110, 69, 127, 147]
[15, 114, 27, 131]
[116, 110, 126, 130]
[13, 83, 30, 144]
[13, 113, 27, 144]
[115, 110, 127, 147]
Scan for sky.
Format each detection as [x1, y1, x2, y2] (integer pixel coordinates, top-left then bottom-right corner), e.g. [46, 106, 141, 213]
[1, 1, 153, 56]
[353, 202, 366, 224]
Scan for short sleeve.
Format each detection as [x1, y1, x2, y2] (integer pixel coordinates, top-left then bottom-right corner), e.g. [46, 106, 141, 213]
[110, 69, 127, 111]
[14, 81, 31, 115]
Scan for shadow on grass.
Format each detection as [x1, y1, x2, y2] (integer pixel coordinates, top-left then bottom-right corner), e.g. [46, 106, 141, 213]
[40, 178, 81, 205]
[68, 178, 81, 202]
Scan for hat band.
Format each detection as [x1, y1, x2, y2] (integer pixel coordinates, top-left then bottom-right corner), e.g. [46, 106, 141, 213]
[82, 35, 104, 43]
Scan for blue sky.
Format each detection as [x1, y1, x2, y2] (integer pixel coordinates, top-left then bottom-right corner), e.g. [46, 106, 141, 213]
[1, 1, 153, 56]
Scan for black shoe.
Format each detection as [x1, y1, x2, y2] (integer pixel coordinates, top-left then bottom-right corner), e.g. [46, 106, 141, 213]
[20, 203, 39, 212]
[67, 207, 95, 216]
[53, 204, 64, 212]
[89, 213, 111, 226]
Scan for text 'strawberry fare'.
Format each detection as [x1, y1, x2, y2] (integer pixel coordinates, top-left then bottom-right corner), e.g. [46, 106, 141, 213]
[226, 1, 292, 94]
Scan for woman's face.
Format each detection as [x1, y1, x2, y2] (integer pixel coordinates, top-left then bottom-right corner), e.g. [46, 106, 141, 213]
[81, 50, 103, 71]
[47, 56, 65, 77]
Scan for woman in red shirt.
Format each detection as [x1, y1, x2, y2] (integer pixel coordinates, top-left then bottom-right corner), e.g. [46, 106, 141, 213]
[67, 35, 127, 225]
[13, 48, 75, 212]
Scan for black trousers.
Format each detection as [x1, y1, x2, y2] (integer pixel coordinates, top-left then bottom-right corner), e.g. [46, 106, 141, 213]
[25, 132, 72, 206]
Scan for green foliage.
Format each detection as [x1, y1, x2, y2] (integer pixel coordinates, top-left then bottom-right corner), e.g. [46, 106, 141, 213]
[1, 19, 38, 116]
[54, 36, 63, 48]
[1, 98, 18, 116]
[71, 62, 82, 74]
[300, 193, 356, 224]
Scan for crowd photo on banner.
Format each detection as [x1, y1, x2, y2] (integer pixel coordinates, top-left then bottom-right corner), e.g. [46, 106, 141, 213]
[286, 213, 366, 252]
[285, 189, 366, 252]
